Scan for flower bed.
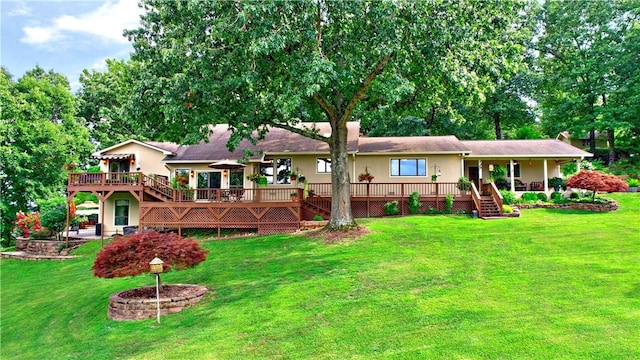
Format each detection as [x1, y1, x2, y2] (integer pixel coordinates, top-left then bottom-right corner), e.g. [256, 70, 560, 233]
[108, 284, 208, 321]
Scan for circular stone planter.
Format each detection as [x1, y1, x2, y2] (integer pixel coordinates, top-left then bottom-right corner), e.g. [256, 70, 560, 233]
[108, 284, 208, 321]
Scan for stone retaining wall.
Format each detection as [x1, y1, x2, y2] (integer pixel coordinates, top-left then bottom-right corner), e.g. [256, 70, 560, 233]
[15, 238, 89, 256]
[518, 200, 619, 212]
[108, 285, 208, 321]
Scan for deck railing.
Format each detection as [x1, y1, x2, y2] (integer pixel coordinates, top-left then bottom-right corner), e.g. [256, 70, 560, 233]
[68, 173, 474, 202]
[307, 182, 471, 198]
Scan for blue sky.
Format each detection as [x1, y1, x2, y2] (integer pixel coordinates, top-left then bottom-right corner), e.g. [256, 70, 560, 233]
[1, 0, 143, 91]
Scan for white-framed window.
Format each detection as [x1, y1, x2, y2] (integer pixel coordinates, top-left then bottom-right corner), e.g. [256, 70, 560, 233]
[114, 199, 130, 226]
[507, 164, 521, 177]
[316, 157, 331, 173]
[261, 158, 291, 184]
[390, 158, 427, 177]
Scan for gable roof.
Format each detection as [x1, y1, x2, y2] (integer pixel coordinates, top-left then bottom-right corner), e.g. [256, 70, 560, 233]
[92, 139, 179, 158]
[165, 122, 360, 163]
[358, 136, 470, 154]
[461, 139, 593, 158]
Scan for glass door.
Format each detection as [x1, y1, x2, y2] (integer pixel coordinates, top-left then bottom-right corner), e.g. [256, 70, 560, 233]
[196, 172, 221, 200]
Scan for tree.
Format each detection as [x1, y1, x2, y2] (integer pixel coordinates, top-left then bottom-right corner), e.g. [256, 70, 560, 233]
[76, 59, 142, 149]
[92, 231, 208, 278]
[565, 170, 628, 201]
[0, 67, 92, 246]
[124, 0, 524, 230]
[536, 0, 637, 164]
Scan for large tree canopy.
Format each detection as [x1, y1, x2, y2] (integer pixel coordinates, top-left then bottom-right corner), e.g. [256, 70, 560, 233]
[0, 67, 92, 245]
[535, 0, 638, 163]
[124, 0, 525, 229]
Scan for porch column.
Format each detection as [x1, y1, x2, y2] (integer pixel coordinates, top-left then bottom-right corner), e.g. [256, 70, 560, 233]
[478, 160, 483, 182]
[543, 159, 549, 192]
[509, 159, 515, 192]
[460, 156, 465, 177]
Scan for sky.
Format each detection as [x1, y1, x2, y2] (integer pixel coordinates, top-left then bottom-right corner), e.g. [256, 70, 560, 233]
[1, 0, 144, 91]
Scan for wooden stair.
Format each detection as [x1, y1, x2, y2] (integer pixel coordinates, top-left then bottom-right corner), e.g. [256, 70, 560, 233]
[302, 196, 331, 219]
[479, 196, 504, 219]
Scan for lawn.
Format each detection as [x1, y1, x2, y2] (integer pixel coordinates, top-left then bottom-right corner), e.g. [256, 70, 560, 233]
[1, 193, 639, 359]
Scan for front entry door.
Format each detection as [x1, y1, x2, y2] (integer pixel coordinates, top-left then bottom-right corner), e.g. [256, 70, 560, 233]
[469, 166, 480, 190]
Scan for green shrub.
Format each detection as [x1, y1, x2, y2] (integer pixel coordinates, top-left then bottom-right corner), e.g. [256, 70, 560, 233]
[407, 192, 422, 214]
[570, 191, 580, 199]
[494, 177, 509, 190]
[500, 190, 516, 205]
[561, 162, 578, 177]
[383, 201, 400, 216]
[29, 228, 53, 240]
[548, 177, 565, 190]
[521, 192, 538, 202]
[444, 194, 454, 214]
[536, 192, 548, 201]
[312, 215, 324, 221]
[502, 205, 513, 214]
[550, 191, 566, 204]
[627, 178, 640, 187]
[38, 197, 68, 241]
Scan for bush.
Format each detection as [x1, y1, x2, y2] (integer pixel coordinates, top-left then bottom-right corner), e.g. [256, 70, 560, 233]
[561, 162, 578, 177]
[407, 192, 422, 214]
[627, 178, 640, 187]
[548, 177, 565, 190]
[521, 192, 538, 202]
[536, 192, 548, 201]
[92, 231, 208, 278]
[502, 205, 513, 214]
[444, 194, 454, 214]
[500, 190, 516, 205]
[550, 191, 565, 204]
[383, 201, 400, 216]
[570, 191, 581, 199]
[30, 228, 53, 240]
[494, 177, 509, 190]
[312, 214, 324, 221]
[38, 197, 68, 241]
[12, 211, 41, 238]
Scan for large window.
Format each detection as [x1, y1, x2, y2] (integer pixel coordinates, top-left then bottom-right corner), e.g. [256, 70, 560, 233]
[390, 158, 427, 177]
[317, 158, 331, 173]
[507, 163, 521, 177]
[261, 158, 291, 184]
[114, 199, 129, 226]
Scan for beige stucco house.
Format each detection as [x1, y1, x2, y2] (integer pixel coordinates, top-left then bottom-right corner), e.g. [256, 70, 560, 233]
[70, 122, 591, 236]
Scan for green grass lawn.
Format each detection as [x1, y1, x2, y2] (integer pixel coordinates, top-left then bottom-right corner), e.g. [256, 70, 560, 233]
[1, 193, 639, 359]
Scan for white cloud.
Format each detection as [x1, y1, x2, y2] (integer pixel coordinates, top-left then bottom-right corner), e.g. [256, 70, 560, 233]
[20, 0, 143, 45]
[8, 2, 32, 17]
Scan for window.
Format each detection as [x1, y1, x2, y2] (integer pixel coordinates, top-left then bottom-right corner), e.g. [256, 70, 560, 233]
[390, 158, 427, 177]
[506, 163, 521, 177]
[317, 158, 331, 173]
[114, 199, 129, 226]
[261, 158, 291, 184]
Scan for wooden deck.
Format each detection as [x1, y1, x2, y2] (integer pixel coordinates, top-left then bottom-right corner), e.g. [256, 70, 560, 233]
[67, 172, 494, 236]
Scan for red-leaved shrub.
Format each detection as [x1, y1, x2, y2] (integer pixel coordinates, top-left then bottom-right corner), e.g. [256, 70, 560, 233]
[566, 170, 628, 200]
[92, 231, 208, 278]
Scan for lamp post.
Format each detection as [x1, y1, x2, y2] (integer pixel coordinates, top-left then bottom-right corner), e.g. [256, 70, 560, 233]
[149, 257, 164, 324]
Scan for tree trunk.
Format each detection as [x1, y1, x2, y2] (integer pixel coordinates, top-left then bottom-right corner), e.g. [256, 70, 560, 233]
[607, 129, 615, 166]
[493, 96, 502, 140]
[327, 120, 357, 231]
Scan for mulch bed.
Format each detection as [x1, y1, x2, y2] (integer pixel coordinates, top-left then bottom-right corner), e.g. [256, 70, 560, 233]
[308, 225, 370, 243]
[118, 285, 203, 300]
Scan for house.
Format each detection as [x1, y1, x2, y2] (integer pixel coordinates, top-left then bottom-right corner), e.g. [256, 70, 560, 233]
[67, 122, 591, 237]
[557, 131, 608, 149]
